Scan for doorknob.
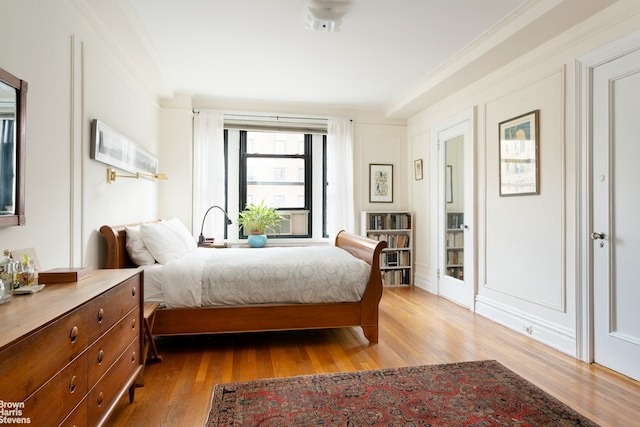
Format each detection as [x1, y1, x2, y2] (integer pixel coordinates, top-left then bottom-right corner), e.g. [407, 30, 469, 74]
[460, 224, 469, 230]
[591, 232, 605, 240]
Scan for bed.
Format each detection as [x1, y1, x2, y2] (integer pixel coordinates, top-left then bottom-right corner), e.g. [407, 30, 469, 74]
[99, 220, 387, 343]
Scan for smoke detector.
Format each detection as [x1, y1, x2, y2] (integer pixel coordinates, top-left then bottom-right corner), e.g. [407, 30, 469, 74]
[305, 6, 346, 32]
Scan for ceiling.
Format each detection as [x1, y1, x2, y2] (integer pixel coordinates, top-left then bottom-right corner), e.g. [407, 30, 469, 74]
[92, 0, 616, 118]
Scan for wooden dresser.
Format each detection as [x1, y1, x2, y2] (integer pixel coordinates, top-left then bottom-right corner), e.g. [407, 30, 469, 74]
[0, 268, 144, 426]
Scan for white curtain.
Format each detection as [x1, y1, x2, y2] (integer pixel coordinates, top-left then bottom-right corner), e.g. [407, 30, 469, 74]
[326, 119, 355, 236]
[192, 111, 226, 240]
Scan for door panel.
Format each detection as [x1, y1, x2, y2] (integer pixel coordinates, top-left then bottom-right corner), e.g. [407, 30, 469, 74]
[435, 110, 474, 309]
[592, 49, 640, 381]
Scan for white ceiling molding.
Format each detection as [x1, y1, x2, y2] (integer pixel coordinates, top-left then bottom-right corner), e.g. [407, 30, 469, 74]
[385, 0, 618, 118]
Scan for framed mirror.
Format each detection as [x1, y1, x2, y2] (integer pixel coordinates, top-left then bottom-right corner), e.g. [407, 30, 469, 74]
[0, 67, 27, 227]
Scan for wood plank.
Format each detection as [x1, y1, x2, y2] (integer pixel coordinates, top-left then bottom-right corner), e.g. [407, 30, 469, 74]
[105, 287, 640, 426]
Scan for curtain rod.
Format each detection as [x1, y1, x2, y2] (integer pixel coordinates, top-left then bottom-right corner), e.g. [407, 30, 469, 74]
[192, 109, 352, 122]
[226, 113, 328, 122]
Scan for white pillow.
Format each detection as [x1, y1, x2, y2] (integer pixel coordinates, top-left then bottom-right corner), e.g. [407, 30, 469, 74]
[140, 221, 188, 264]
[125, 225, 156, 266]
[162, 218, 197, 253]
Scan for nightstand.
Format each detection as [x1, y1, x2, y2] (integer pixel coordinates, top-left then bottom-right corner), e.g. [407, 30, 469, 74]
[136, 302, 162, 386]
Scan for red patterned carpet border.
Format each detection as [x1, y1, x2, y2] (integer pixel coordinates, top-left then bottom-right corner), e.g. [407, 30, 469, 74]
[207, 360, 598, 426]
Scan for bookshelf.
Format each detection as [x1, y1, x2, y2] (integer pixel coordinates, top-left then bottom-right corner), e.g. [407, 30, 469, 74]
[361, 211, 413, 286]
[446, 211, 464, 280]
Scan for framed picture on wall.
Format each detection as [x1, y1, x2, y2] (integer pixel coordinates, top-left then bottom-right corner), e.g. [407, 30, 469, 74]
[498, 110, 540, 196]
[90, 119, 159, 175]
[414, 159, 423, 180]
[369, 164, 393, 203]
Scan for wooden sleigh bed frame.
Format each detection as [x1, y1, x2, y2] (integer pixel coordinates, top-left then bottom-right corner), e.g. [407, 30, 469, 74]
[99, 224, 387, 343]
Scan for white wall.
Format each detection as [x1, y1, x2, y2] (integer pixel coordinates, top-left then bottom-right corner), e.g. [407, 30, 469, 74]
[0, 0, 160, 270]
[157, 107, 193, 229]
[407, 0, 640, 356]
[355, 123, 409, 226]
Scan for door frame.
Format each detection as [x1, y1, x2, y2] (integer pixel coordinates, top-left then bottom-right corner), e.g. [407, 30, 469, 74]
[576, 30, 640, 363]
[431, 107, 475, 309]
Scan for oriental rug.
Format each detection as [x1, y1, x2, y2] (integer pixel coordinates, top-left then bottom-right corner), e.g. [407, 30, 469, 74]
[207, 360, 598, 426]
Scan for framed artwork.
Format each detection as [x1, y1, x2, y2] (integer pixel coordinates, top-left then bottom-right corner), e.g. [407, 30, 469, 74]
[10, 247, 41, 271]
[90, 119, 158, 175]
[498, 110, 539, 196]
[414, 159, 423, 180]
[369, 164, 393, 203]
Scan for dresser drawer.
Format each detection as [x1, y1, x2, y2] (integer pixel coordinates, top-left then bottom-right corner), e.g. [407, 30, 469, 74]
[87, 275, 140, 342]
[21, 353, 87, 426]
[0, 308, 89, 401]
[87, 337, 141, 427]
[59, 397, 87, 427]
[87, 306, 140, 386]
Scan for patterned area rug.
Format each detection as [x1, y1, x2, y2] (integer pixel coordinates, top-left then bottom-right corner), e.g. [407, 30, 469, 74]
[207, 360, 598, 426]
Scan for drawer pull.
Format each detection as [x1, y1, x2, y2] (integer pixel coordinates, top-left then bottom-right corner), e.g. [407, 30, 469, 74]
[69, 326, 79, 343]
[131, 318, 136, 330]
[131, 351, 136, 363]
[131, 286, 136, 297]
[97, 349, 104, 365]
[69, 375, 77, 393]
[97, 392, 104, 407]
[97, 308, 104, 323]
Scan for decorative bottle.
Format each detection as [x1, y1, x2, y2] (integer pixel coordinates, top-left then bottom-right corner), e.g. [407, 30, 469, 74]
[0, 250, 13, 303]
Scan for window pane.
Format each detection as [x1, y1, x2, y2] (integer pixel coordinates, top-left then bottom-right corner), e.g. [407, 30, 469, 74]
[247, 131, 304, 154]
[246, 157, 305, 208]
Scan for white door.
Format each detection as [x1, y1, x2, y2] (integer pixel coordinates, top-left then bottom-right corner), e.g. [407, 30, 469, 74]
[435, 109, 474, 308]
[592, 48, 640, 381]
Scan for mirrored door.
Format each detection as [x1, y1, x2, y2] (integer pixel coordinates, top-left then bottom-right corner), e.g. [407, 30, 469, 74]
[445, 136, 464, 281]
[434, 108, 474, 309]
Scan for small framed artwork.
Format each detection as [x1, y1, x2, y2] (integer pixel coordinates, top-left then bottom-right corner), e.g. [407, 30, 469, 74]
[498, 110, 539, 196]
[414, 159, 423, 180]
[10, 247, 41, 271]
[369, 164, 393, 203]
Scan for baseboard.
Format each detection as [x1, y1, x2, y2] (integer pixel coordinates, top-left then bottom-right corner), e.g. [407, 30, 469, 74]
[475, 295, 576, 357]
[413, 271, 436, 294]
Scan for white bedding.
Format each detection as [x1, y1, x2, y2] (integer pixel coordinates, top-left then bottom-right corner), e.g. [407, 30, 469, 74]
[140, 263, 164, 303]
[159, 246, 371, 308]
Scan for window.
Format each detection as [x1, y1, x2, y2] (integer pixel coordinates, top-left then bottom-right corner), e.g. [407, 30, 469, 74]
[237, 130, 321, 238]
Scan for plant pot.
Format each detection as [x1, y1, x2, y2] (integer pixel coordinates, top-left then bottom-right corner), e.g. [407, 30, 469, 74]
[247, 234, 267, 248]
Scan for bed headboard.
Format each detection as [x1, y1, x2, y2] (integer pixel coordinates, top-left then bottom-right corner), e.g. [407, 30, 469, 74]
[100, 224, 136, 269]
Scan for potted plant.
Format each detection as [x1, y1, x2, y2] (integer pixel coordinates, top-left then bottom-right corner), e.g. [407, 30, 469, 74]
[237, 200, 284, 247]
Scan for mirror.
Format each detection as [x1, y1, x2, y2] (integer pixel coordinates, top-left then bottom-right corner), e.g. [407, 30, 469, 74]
[445, 135, 464, 280]
[0, 67, 27, 227]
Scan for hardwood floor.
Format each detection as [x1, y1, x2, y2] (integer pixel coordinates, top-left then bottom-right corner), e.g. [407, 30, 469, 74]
[107, 286, 640, 426]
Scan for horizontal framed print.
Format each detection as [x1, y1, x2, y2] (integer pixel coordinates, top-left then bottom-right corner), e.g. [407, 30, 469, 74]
[369, 163, 393, 203]
[498, 110, 539, 196]
[414, 159, 423, 180]
[90, 119, 158, 175]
